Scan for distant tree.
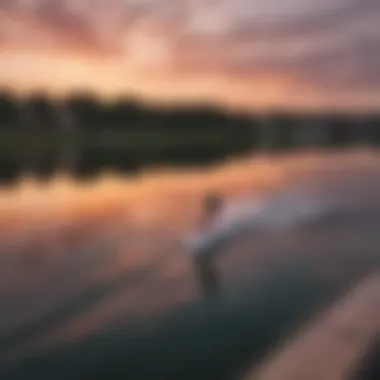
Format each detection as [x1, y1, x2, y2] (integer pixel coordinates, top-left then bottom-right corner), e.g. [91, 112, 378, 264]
[163, 107, 192, 130]
[328, 115, 351, 147]
[24, 92, 56, 130]
[272, 112, 297, 150]
[0, 90, 18, 129]
[353, 115, 377, 147]
[369, 114, 380, 145]
[66, 92, 104, 131]
[191, 105, 229, 130]
[105, 97, 144, 130]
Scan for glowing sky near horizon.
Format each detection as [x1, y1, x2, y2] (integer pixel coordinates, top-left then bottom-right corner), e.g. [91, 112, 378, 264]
[0, 0, 379, 110]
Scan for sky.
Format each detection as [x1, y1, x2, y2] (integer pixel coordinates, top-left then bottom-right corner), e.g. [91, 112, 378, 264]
[0, 0, 379, 111]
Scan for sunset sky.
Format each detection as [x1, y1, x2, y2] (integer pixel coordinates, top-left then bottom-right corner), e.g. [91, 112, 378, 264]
[0, 0, 379, 111]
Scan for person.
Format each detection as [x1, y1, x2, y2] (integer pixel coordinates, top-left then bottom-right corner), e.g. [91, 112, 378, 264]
[185, 192, 224, 296]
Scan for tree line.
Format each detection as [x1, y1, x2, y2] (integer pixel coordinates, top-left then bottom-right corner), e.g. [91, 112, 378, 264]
[0, 88, 379, 184]
[0, 89, 258, 183]
[0, 90, 256, 133]
[1, 89, 379, 141]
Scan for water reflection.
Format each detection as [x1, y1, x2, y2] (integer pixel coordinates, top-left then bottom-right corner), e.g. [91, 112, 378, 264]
[1, 150, 380, 374]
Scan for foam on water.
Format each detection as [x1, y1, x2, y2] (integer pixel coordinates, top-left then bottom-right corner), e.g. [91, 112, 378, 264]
[214, 183, 336, 233]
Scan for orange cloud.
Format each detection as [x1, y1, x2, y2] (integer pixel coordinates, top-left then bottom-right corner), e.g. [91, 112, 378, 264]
[0, 0, 379, 111]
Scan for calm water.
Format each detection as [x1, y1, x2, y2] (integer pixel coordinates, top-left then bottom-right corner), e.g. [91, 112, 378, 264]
[1, 149, 380, 379]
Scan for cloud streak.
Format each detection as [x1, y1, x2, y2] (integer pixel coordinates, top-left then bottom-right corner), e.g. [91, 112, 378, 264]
[0, 0, 379, 110]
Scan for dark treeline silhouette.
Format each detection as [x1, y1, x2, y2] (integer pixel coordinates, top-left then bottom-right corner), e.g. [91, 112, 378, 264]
[0, 88, 379, 184]
[0, 90, 254, 132]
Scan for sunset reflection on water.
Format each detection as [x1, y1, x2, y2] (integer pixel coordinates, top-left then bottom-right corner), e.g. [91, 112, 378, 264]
[0, 149, 379, 364]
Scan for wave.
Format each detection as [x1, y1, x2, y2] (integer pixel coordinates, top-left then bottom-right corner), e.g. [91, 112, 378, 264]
[217, 183, 336, 231]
